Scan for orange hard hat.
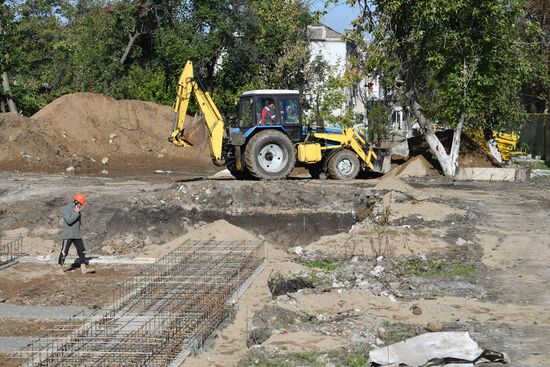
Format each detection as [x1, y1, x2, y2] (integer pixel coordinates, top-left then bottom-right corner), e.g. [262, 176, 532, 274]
[73, 193, 86, 205]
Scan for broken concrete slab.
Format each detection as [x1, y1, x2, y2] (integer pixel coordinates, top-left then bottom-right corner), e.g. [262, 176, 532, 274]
[455, 167, 530, 182]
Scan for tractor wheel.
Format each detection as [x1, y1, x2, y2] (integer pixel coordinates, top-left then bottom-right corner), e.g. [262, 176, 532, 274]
[327, 150, 360, 180]
[244, 130, 296, 180]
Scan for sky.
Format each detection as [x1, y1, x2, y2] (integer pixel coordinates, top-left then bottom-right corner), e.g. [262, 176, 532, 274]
[310, 1, 360, 34]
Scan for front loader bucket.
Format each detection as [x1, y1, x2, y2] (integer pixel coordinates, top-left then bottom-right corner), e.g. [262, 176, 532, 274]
[371, 148, 391, 173]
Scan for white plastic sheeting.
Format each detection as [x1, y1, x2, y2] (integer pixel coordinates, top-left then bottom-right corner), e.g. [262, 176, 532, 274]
[370, 332, 509, 366]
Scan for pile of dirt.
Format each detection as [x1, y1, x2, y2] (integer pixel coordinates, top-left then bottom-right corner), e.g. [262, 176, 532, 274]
[373, 176, 414, 192]
[142, 220, 262, 257]
[407, 130, 502, 170]
[388, 155, 440, 178]
[0, 93, 211, 173]
[0, 113, 71, 171]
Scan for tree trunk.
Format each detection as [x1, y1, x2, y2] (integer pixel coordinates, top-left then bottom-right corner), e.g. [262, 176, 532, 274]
[1, 72, 17, 113]
[0, 99, 6, 113]
[410, 97, 461, 176]
[120, 29, 142, 65]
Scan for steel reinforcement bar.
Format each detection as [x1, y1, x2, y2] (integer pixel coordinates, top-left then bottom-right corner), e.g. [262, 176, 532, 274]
[0, 236, 23, 267]
[18, 239, 265, 366]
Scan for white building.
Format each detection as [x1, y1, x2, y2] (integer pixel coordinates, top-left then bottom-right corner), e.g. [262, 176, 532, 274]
[308, 24, 347, 76]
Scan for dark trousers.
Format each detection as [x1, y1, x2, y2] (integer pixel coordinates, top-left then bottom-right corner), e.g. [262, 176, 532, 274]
[58, 238, 88, 266]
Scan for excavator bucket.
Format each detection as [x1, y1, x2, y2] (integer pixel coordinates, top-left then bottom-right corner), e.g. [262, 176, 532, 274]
[169, 115, 207, 147]
[180, 116, 207, 147]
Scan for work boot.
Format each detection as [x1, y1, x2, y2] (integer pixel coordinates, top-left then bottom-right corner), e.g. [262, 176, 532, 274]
[57, 265, 68, 275]
[81, 264, 96, 274]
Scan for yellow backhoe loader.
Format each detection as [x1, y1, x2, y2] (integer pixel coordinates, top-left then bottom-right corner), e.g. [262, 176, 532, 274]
[169, 61, 387, 180]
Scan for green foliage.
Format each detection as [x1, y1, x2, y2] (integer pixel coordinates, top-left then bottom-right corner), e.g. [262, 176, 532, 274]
[297, 257, 342, 271]
[396, 258, 475, 277]
[367, 103, 392, 145]
[341, 0, 544, 132]
[1, 0, 314, 116]
[345, 354, 368, 367]
[532, 161, 549, 169]
[303, 54, 359, 127]
[125, 65, 172, 105]
[381, 321, 417, 344]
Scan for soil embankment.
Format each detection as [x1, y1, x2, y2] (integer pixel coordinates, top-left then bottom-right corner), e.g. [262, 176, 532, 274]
[0, 93, 211, 175]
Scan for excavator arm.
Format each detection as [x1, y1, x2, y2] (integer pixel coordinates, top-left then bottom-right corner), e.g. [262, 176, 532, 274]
[169, 61, 225, 162]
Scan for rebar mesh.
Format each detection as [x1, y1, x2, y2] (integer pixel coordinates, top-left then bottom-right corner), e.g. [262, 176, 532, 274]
[0, 236, 23, 266]
[17, 239, 265, 366]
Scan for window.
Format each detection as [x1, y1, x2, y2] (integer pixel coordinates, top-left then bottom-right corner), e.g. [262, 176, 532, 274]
[238, 98, 254, 127]
[278, 99, 300, 125]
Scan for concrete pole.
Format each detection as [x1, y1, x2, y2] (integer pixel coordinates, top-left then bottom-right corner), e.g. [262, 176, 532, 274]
[1, 71, 17, 113]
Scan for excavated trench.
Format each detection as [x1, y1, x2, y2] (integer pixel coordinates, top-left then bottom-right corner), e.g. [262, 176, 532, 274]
[102, 206, 357, 249]
[78, 181, 381, 251]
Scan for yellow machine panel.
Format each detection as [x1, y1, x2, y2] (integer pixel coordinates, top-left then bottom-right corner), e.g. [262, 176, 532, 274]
[297, 143, 322, 164]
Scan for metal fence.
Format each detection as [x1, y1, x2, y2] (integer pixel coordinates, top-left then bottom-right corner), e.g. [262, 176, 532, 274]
[519, 114, 550, 161]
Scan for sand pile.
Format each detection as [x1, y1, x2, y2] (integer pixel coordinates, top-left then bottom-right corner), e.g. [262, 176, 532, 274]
[388, 155, 440, 178]
[143, 220, 262, 257]
[0, 93, 211, 173]
[373, 176, 414, 192]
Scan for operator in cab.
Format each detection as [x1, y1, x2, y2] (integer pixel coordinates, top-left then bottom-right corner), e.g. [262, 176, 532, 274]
[260, 100, 277, 125]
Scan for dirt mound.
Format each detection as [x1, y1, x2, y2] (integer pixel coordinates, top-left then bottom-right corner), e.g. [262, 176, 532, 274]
[374, 176, 414, 192]
[0, 113, 70, 171]
[0, 93, 211, 173]
[388, 155, 440, 178]
[407, 130, 501, 170]
[143, 220, 262, 257]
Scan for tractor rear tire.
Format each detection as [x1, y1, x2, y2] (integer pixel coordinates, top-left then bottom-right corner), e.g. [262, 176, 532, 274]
[244, 130, 296, 180]
[327, 149, 360, 180]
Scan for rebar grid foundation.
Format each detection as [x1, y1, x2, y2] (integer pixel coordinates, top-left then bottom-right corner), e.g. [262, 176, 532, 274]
[18, 239, 265, 366]
[0, 236, 23, 267]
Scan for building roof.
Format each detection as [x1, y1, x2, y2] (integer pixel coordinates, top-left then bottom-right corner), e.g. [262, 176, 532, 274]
[308, 24, 343, 42]
[241, 90, 300, 97]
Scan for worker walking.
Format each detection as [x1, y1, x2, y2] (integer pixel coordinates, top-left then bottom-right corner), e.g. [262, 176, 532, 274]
[58, 193, 95, 274]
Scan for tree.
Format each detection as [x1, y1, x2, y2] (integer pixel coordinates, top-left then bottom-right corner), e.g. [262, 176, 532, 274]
[303, 55, 351, 126]
[338, 0, 543, 176]
[523, 0, 550, 112]
[0, 0, 18, 112]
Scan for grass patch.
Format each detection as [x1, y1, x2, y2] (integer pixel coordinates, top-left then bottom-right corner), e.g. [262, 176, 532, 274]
[396, 258, 475, 277]
[382, 321, 417, 345]
[533, 161, 549, 170]
[345, 354, 368, 367]
[238, 348, 372, 367]
[288, 351, 318, 363]
[238, 352, 323, 367]
[297, 258, 342, 272]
